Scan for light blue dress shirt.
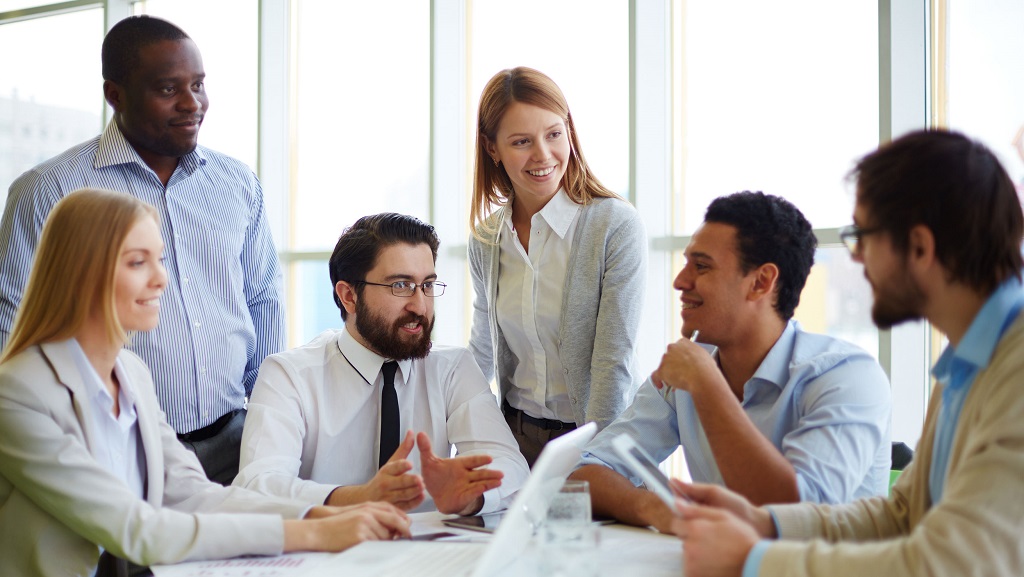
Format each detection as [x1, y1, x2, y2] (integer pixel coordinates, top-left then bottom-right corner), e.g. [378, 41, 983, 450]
[0, 121, 284, 433]
[581, 321, 892, 504]
[929, 277, 1024, 504]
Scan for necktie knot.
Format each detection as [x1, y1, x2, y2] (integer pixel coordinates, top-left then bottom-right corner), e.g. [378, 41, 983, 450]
[382, 360, 399, 383]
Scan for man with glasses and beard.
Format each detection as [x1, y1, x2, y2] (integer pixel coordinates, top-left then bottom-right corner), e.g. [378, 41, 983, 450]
[234, 213, 528, 516]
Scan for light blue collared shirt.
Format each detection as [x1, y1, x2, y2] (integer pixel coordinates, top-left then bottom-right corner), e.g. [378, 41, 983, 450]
[0, 121, 284, 433]
[581, 321, 892, 504]
[929, 277, 1024, 503]
[68, 338, 146, 499]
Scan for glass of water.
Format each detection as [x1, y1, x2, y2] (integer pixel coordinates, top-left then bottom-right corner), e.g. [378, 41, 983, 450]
[541, 480, 600, 576]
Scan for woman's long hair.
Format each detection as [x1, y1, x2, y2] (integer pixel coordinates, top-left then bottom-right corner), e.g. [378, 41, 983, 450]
[1, 188, 158, 362]
[471, 67, 620, 240]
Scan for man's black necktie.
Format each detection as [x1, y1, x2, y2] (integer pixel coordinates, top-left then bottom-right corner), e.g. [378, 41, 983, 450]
[379, 361, 400, 468]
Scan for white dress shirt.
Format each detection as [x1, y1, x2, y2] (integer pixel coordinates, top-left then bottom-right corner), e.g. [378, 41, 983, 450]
[69, 338, 146, 500]
[235, 328, 529, 514]
[497, 189, 581, 422]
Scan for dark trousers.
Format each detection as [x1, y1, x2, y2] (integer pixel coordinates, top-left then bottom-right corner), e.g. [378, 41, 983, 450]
[97, 552, 152, 577]
[177, 409, 247, 486]
[503, 405, 578, 468]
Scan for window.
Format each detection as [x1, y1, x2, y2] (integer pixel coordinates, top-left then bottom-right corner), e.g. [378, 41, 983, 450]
[285, 0, 430, 344]
[469, 0, 630, 197]
[943, 1, 1024, 191]
[669, 1, 880, 362]
[134, 0, 259, 169]
[0, 7, 104, 208]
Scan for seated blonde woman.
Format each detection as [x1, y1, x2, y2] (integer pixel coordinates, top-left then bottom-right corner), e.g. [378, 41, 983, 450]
[0, 188, 409, 576]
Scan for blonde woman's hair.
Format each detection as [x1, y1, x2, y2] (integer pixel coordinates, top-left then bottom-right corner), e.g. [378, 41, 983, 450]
[1, 188, 158, 363]
[471, 66, 621, 240]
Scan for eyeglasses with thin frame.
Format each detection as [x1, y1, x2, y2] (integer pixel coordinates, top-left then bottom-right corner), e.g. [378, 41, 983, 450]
[838, 224, 884, 256]
[353, 280, 447, 297]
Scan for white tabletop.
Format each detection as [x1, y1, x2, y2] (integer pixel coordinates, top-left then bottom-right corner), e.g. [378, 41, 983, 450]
[151, 511, 683, 577]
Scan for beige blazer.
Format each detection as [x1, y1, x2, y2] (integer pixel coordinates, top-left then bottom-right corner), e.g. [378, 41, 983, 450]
[0, 340, 307, 576]
[760, 313, 1024, 576]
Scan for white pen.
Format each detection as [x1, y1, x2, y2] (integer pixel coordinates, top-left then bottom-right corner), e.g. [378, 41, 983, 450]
[661, 330, 700, 400]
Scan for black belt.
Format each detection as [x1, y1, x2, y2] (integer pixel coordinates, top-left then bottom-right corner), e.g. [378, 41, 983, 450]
[504, 402, 577, 431]
[177, 409, 240, 443]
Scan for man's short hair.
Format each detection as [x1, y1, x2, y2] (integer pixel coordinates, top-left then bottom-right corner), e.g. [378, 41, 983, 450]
[704, 191, 816, 321]
[102, 15, 190, 84]
[329, 213, 441, 321]
[852, 129, 1023, 293]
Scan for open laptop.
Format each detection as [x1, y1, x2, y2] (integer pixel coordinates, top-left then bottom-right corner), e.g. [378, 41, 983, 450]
[307, 422, 598, 577]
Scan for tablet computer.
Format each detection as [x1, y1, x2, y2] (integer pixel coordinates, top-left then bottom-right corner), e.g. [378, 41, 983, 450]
[611, 433, 681, 508]
[442, 511, 616, 533]
[441, 511, 505, 533]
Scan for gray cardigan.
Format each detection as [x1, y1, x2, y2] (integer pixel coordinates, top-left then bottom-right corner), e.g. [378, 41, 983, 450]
[468, 196, 647, 428]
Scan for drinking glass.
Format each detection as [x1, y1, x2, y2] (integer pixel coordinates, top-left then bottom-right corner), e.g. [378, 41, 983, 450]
[540, 480, 600, 576]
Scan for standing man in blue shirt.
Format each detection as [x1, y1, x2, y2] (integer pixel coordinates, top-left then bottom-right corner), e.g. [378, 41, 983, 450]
[572, 192, 891, 533]
[672, 130, 1024, 577]
[0, 15, 281, 484]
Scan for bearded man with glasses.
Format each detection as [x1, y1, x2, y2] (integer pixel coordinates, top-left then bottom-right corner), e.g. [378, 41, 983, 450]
[234, 213, 528, 517]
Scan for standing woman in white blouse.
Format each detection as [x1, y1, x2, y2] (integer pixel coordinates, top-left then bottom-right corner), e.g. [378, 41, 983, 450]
[0, 188, 408, 577]
[468, 67, 648, 466]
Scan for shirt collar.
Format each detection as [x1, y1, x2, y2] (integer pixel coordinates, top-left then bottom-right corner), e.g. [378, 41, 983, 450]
[932, 276, 1024, 386]
[94, 120, 206, 175]
[536, 189, 580, 239]
[502, 188, 579, 239]
[747, 320, 799, 392]
[67, 338, 138, 418]
[337, 325, 413, 386]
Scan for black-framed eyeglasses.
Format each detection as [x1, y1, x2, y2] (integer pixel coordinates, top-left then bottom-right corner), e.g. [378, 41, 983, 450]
[838, 224, 884, 255]
[353, 280, 447, 297]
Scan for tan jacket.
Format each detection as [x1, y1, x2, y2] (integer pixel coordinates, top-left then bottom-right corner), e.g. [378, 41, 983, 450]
[761, 313, 1024, 576]
[0, 340, 307, 576]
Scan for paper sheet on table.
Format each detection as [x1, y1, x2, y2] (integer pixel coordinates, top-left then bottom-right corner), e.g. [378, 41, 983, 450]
[149, 552, 332, 576]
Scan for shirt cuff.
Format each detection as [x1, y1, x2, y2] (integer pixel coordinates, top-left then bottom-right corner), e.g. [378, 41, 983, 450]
[480, 487, 499, 514]
[742, 540, 772, 577]
[768, 509, 781, 536]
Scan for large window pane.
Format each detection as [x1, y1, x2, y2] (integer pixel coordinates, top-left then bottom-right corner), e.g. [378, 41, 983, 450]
[945, 0, 1024, 191]
[290, 0, 430, 252]
[794, 246, 878, 357]
[470, 0, 629, 196]
[674, 1, 878, 233]
[285, 1, 430, 344]
[0, 8, 104, 208]
[0, 0, 65, 12]
[134, 0, 259, 169]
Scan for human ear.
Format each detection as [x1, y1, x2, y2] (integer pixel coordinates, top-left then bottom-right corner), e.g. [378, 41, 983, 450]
[103, 80, 124, 112]
[483, 135, 500, 164]
[749, 263, 780, 302]
[906, 225, 935, 268]
[335, 281, 359, 317]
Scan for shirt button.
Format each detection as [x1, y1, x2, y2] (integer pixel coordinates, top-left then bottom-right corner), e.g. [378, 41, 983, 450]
[194, 321, 201, 329]
[182, 277, 190, 284]
[563, 368, 569, 374]
[203, 411, 209, 418]
[199, 367, 207, 375]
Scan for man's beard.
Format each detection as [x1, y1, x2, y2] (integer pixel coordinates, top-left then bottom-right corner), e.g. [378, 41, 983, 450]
[354, 299, 434, 360]
[869, 265, 926, 329]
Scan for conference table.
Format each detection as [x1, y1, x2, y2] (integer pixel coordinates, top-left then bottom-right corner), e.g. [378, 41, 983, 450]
[150, 511, 684, 576]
